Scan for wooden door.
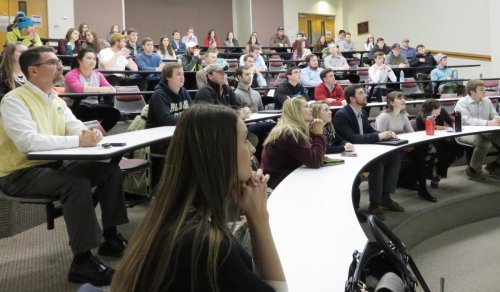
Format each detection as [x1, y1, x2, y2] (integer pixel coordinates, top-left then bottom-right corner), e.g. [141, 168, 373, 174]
[298, 13, 335, 45]
[1, 0, 48, 52]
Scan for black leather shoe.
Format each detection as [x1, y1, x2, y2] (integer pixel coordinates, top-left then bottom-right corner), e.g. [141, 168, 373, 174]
[368, 205, 385, 221]
[98, 233, 128, 258]
[68, 255, 114, 286]
[418, 190, 438, 202]
[380, 199, 405, 212]
[355, 210, 367, 223]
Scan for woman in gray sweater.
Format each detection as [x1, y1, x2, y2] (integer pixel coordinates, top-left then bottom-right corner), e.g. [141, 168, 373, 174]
[375, 91, 437, 203]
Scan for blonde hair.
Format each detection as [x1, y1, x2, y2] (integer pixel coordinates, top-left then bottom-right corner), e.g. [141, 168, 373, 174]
[264, 96, 309, 146]
[311, 101, 334, 132]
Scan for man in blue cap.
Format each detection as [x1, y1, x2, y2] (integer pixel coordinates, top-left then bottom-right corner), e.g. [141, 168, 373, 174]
[6, 16, 42, 47]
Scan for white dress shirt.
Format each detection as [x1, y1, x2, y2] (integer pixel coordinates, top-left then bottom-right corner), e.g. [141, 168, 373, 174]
[0, 81, 84, 153]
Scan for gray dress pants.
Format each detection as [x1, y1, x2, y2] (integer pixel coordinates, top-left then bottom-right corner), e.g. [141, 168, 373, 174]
[0, 161, 129, 255]
[457, 132, 500, 171]
[352, 151, 401, 208]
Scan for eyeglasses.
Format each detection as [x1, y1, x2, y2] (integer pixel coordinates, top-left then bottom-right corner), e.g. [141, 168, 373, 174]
[32, 59, 62, 66]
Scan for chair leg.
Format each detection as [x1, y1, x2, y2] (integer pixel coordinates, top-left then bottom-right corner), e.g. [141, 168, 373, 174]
[45, 203, 63, 230]
[46, 203, 55, 230]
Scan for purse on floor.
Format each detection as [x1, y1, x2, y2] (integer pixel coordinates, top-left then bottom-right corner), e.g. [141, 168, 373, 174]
[344, 215, 431, 292]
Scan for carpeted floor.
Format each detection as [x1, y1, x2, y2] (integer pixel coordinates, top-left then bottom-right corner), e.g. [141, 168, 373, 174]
[412, 217, 500, 292]
[1, 163, 500, 291]
[0, 203, 149, 292]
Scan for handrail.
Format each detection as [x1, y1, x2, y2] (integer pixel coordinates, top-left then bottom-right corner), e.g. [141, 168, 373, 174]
[427, 50, 491, 62]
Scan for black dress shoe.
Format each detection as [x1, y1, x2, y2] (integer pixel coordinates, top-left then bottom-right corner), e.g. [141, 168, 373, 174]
[380, 199, 405, 212]
[355, 210, 367, 223]
[368, 205, 385, 221]
[98, 233, 128, 258]
[68, 255, 114, 286]
[418, 190, 438, 202]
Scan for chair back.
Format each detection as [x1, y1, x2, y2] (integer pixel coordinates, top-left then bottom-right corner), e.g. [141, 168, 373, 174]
[83, 120, 108, 136]
[401, 77, 421, 94]
[226, 59, 238, 73]
[439, 93, 458, 113]
[484, 79, 500, 95]
[402, 77, 418, 88]
[114, 85, 146, 115]
[336, 79, 351, 89]
[269, 54, 284, 71]
[485, 91, 498, 106]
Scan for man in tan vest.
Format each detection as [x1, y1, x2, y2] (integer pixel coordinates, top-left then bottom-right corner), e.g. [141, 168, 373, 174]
[0, 46, 128, 286]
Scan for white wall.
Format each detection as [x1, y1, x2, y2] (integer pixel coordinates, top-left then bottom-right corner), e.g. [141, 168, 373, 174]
[232, 0, 252, 45]
[283, 0, 338, 39]
[340, 0, 492, 78]
[47, 0, 74, 38]
[489, 0, 500, 77]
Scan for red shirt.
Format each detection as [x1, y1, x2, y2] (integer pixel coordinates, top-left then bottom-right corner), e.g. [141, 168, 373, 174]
[203, 37, 220, 47]
[314, 82, 345, 106]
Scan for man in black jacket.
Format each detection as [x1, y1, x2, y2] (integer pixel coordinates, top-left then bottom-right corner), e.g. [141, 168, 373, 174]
[333, 84, 404, 221]
[410, 44, 437, 93]
[195, 64, 251, 119]
[274, 67, 307, 110]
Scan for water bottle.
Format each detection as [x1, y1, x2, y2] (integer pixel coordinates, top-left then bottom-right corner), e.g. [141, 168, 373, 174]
[66, 43, 73, 55]
[425, 115, 435, 135]
[399, 70, 405, 89]
[455, 111, 462, 132]
[452, 69, 458, 79]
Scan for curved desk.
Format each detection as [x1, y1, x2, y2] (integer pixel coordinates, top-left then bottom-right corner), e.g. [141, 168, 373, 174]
[267, 126, 500, 291]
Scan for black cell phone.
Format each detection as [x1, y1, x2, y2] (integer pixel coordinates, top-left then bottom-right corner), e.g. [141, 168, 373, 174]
[341, 151, 357, 157]
[101, 142, 127, 149]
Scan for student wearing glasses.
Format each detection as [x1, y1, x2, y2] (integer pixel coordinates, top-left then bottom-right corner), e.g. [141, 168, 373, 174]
[0, 46, 129, 286]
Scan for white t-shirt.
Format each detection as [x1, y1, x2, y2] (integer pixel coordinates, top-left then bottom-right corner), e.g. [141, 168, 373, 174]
[98, 47, 129, 76]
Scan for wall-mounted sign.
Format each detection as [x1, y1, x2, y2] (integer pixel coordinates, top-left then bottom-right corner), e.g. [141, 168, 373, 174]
[32, 15, 42, 27]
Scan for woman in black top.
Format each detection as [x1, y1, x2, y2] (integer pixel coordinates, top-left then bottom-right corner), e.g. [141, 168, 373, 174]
[415, 99, 463, 188]
[112, 104, 287, 292]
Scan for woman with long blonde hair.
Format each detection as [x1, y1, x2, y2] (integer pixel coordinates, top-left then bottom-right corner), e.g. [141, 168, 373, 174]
[261, 96, 326, 189]
[111, 104, 287, 292]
